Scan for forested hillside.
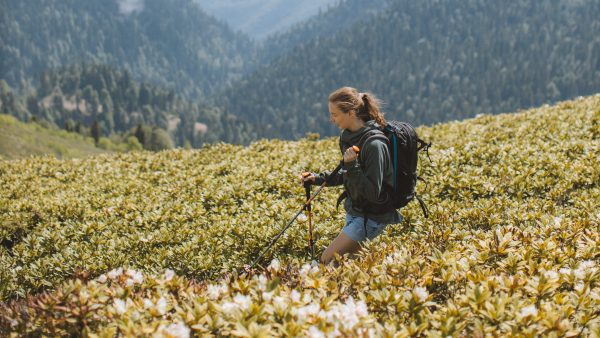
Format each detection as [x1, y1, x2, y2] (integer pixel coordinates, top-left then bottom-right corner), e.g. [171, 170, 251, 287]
[258, 0, 390, 64]
[221, 0, 600, 139]
[3, 0, 600, 148]
[0, 65, 258, 149]
[194, 0, 339, 40]
[1, 0, 254, 99]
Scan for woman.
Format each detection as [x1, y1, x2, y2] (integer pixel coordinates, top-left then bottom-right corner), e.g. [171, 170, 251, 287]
[299, 87, 402, 265]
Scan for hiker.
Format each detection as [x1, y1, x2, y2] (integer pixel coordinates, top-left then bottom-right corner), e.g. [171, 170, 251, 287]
[299, 87, 403, 265]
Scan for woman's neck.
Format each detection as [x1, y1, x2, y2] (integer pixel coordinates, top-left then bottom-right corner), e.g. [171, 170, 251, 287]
[347, 119, 366, 132]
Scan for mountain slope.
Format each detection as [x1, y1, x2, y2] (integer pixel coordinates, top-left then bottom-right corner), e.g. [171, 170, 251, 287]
[1, 0, 254, 99]
[1, 94, 598, 336]
[221, 0, 600, 139]
[0, 114, 112, 159]
[258, 0, 390, 64]
[194, 0, 340, 40]
[1, 65, 259, 148]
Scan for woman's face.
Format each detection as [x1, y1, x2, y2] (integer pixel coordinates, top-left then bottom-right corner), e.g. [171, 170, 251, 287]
[328, 102, 355, 130]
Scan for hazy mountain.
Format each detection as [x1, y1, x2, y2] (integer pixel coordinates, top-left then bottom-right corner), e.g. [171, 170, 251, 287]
[194, 0, 340, 40]
[258, 0, 391, 64]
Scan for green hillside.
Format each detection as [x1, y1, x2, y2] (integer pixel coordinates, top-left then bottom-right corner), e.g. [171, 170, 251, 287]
[0, 95, 598, 336]
[195, 0, 339, 40]
[222, 0, 600, 139]
[1, 0, 254, 99]
[258, 0, 389, 63]
[0, 114, 111, 160]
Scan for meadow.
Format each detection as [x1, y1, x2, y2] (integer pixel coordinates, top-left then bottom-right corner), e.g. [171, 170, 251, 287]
[0, 95, 598, 336]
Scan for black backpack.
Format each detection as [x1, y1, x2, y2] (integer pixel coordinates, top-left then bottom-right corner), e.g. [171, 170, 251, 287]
[339, 121, 431, 218]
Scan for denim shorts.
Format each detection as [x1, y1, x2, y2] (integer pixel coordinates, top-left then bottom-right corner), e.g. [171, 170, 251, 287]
[342, 214, 388, 242]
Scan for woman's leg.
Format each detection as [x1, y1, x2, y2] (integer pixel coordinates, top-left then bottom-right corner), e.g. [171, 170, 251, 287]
[320, 231, 362, 265]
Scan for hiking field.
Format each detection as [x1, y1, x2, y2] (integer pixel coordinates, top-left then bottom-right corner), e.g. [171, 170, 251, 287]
[1, 95, 599, 336]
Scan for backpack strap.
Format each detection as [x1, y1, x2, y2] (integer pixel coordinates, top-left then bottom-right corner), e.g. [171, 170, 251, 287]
[415, 194, 429, 218]
[417, 138, 432, 163]
[356, 130, 389, 167]
[336, 191, 348, 210]
[335, 130, 387, 210]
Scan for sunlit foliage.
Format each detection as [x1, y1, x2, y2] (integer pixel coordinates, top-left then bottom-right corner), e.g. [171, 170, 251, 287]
[0, 95, 598, 336]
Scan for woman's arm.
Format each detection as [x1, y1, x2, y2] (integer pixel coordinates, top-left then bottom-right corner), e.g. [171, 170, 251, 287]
[343, 139, 390, 204]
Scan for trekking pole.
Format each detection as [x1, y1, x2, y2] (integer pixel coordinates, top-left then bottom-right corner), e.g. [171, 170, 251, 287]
[247, 146, 359, 269]
[303, 173, 315, 260]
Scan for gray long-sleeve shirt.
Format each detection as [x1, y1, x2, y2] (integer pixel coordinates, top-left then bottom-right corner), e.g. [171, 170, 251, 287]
[318, 120, 402, 225]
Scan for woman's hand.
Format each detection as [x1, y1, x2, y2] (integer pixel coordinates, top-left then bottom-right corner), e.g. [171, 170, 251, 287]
[298, 172, 316, 186]
[343, 146, 359, 163]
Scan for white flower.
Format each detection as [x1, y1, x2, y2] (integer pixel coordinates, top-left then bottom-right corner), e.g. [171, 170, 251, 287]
[300, 264, 311, 277]
[96, 274, 107, 283]
[163, 321, 190, 338]
[553, 216, 562, 226]
[143, 298, 153, 309]
[324, 296, 370, 331]
[579, 260, 596, 270]
[207, 284, 227, 300]
[107, 267, 123, 279]
[257, 275, 268, 291]
[233, 294, 252, 310]
[307, 325, 326, 338]
[128, 270, 143, 284]
[297, 213, 307, 223]
[355, 299, 368, 317]
[273, 296, 287, 310]
[164, 269, 175, 281]
[384, 249, 409, 266]
[574, 283, 586, 293]
[291, 290, 301, 303]
[457, 257, 469, 270]
[296, 303, 320, 323]
[519, 305, 538, 318]
[221, 302, 238, 315]
[574, 269, 586, 279]
[559, 268, 572, 275]
[544, 270, 559, 280]
[262, 291, 273, 301]
[413, 287, 429, 302]
[156, 297, 168, 315]
[113, 299, 127, 314]
[268, 258, 280, 271]
[341, 297, 362, 329]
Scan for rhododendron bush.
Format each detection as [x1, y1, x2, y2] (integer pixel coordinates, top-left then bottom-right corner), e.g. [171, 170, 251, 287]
[1, 95, 599, 336]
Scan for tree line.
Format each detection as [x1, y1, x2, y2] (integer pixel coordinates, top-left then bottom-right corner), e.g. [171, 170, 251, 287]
[2, 0, 600, 144]
[219, 0, 600, 139]
[0, 64, 258, 150]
